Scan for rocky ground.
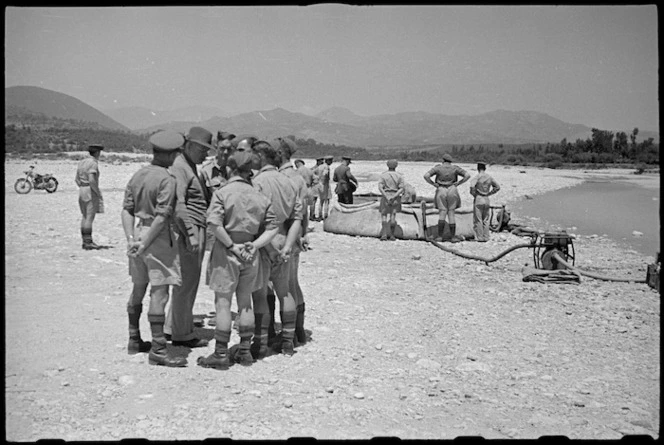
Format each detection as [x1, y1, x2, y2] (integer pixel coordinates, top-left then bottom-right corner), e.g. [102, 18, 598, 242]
[4, 159, 660, 440]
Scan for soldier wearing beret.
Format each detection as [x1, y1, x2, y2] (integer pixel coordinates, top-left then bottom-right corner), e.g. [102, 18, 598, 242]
[120, 130, 187, 367]
[75, 144, 105, 250]
[378, 159, 405, 241]
[198, 150, 279, 369]
[163, 127, 213, 348]
[469, 161, 501, 242]
[333, 156, 358, 205]
[423, 153, 470, 242]
[251, 140, 304, 358]
[274, 136, 311, 348]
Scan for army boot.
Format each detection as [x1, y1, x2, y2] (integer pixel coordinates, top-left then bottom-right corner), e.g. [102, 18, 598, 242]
[197, 330, 232, 370]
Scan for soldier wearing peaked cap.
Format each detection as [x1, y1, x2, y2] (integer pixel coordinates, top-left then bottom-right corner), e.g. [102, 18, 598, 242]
[75, 144, 105, 250]
[423, 153, 470, 242]
[199, 149, 279, 369]
[120, 130, 187, 367]
[333, 155, 358, 204]
[469, 160, 500, 242]
[163, 126, 214, 349]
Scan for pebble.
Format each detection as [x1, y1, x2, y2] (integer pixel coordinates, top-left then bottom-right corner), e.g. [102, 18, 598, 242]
[407, 352, 418, 360]
[540, 375, 553, 381]
[248, 390, 261, 397]
[354, 392, 365, 399]
[325, 387, 335, 393]
[118, 375, 135, 386]
[375, 344, 383, 350]
[284, 401, 293, 408]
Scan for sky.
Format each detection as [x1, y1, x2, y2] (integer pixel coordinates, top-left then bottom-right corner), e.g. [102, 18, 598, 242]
[4, 5, 660, 132]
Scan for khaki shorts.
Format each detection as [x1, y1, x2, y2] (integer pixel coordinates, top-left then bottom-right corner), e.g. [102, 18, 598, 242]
[78, 187, 102, 216]
[128, 225, 181, 286]
[379, 195, 402, 214]
[254, 233, 290, 292]
[206, 240, 259, 295]
[434, 185, 461, 211]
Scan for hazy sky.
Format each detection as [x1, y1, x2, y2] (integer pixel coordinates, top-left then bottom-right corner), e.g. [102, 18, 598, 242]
[5, 5, 659, 132]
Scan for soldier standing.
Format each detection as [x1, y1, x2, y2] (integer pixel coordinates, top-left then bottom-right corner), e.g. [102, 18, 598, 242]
[75, 144, 105, 250]
[120, 130, 187, 367]
[469, 161, 501, 242]
[378, 159, 406, 241]
[333, 156, 358, 205]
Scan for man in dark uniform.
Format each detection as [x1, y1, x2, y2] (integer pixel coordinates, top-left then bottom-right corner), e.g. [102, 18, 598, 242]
[164, 126, 213, 348]
[121, 130, 187, 367]
[75, 144, 105, 250]
[333, 155, 358, 205]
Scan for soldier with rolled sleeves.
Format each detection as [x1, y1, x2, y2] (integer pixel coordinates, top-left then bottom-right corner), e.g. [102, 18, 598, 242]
[198, 150, 279, 369]
[120, 130, 187, 367]
[423, 153, 470, 243]
[274, 136, 310, 347]
[333, 156, 358, 205]
[164, 126, 213, 348]
[378, 159, 406, 241]
[309, 157, 324, 220]
[251, 140, 303, 357]
[75, 144, 105, 250]
[469, 161, 501, 242]
[316, 155, 334, 220]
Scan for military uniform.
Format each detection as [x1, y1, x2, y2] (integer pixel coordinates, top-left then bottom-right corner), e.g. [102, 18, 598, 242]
[121, 130, 187, 367]
[378, 161, 405, 240]
[333, 157, 357, 204]
[470, 163, 500, 242]
[424, 154, 470, 242]
[75, 145, 104, 249]
[252, 163, 304, 357]
[200, 151, 278, 369]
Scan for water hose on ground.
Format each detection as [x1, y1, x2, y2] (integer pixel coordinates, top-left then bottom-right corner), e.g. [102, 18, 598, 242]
[551, 251, 647, 283]
[428, 239, 535, 265]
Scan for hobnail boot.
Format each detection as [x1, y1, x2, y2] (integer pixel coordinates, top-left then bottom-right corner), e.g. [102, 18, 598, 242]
[196, 352, 231, 370]
[128, 338, 151, 355]
[148, 350, 187, 367]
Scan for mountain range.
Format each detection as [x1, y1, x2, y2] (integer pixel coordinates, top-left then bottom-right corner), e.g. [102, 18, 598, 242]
[5, 85, 659, 148]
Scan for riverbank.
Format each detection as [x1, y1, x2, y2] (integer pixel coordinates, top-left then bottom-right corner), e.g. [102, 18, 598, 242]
[4, 158, 660, 440]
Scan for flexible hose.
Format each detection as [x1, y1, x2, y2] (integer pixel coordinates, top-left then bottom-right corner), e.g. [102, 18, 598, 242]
[551, 251, 647, 283]
[428, 240, 535, 265]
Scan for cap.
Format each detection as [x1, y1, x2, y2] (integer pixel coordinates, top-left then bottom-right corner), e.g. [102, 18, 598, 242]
[149, 130, 185, 152]
[386, 159, 398, 169]
[217, 131, 236, 141]
[324, 155, 334, 161]
[186, 126, 214, 150]
[88, 144, 104, 151]
[227, 150, 255, 172]
[272, 137, 298, 157]
[294, 159, 305, 165]
[476, 160, 488, 167]
[442, 153, 453, 162]
[342, 156, 352, 163]
[316, 156, 324, 161]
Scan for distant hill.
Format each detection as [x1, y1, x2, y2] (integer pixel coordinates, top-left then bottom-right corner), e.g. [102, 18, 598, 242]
[102, 105, 227, 131]
[5, 86, 129, 132]
[136, 106, 658, 148]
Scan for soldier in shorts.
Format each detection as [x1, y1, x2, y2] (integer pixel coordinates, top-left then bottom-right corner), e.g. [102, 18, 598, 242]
[75, 144, 105, 250]
[252, 140, 304, 357]
[378, 159, 405, 241]
[423, 153, 470, 242]
[309, 157, 324, 220]
[120, 130, 187, 367]
[198, 150, 279, 370]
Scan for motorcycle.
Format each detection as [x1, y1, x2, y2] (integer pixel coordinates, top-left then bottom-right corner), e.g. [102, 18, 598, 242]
[14, 165, 59, 194]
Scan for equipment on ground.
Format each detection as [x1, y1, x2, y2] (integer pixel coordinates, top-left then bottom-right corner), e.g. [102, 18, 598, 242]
[14, 166, 59, 194]
[533, 231, 575, 270]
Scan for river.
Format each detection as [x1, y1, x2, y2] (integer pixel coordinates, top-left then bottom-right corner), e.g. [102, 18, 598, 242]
[509, 179, 660, 259]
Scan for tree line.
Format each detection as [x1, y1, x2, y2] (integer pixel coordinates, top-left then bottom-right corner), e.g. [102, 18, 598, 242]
[4, 118, 659, 170]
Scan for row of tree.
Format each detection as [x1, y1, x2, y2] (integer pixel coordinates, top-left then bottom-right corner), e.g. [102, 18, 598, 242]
[4, 118, 659, 169]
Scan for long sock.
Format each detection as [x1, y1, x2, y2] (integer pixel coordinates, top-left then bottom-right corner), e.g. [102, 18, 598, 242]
[437, 221, 447, 239]
[389, 221, 397, 239]
[380, 221, 389, 238]
[214, 330, 231, 355]
[295, 303, 305, 343]
[280, 310, 297, 344]
[238, 323, 254, 353]
[449, 223, 456, 238]
[267, 291, 276, 341]
[127, 304, 142, 339]
[253, 313, 270, 351]
[148, 314, 167, 353]
[81, 228, 93, 244]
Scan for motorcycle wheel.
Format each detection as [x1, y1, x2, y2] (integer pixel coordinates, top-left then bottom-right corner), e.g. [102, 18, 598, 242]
[14, 178, 32, 194]
[45, 178, 59, 193]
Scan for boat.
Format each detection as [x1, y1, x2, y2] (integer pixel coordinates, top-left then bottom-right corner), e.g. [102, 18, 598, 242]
[323, 193, 476, 240]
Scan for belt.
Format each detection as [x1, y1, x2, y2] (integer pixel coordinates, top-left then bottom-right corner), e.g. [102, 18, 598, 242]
[227, 231, 256, 244]
[138, 218, 154, 226]
[437, 184, 455, 188]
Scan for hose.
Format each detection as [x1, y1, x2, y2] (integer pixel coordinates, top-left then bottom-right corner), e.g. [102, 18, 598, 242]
[551, 251, 647, 283]
[428, 240, 535, 265]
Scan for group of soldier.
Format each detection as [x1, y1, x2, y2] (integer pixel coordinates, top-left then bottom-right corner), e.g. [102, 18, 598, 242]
[74, 133, 499, 369]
